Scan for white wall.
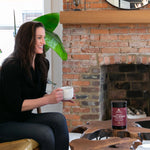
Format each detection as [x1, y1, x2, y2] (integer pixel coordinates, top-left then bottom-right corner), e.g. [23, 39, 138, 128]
[40, 0, 63, 113]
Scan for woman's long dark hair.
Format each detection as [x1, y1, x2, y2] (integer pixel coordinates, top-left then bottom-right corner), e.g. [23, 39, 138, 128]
[5, 21, 48, 82]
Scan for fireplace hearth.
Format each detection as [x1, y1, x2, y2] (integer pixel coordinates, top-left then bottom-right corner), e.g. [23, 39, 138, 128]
[100, 64, 150, 120]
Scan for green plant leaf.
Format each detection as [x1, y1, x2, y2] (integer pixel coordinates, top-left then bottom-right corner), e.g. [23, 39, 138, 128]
[45, 31, 67, 60]
[33, 13, 68, 60]
[33, 13, 59, 32]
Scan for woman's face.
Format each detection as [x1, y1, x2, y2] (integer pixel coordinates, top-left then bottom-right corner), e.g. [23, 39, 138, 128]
[35, 27, 46, 54]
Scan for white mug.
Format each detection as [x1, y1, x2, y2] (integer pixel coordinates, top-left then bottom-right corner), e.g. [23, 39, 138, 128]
[60, 86, 74, 100]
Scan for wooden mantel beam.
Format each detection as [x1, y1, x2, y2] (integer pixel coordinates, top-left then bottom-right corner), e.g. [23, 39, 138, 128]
[60, 10, 150, 24]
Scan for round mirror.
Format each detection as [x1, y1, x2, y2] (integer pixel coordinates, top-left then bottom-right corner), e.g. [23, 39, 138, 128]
[106, 0, 149, 10]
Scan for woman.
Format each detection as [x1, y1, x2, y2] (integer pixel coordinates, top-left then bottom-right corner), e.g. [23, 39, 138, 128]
[0, 21, 70, 150]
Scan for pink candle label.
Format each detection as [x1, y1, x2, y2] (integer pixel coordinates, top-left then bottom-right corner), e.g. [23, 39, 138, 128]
[112, 107, 127, 126]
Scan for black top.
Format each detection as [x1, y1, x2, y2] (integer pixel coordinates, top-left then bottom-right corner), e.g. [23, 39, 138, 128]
[0, 58, 49, 123]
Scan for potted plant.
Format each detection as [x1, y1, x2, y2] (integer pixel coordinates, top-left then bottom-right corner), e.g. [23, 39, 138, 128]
[33, 13, 67, 61]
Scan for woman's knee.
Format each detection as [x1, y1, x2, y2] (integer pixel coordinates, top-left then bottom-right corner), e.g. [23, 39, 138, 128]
[52, 112, 68, 128]
[55, 112, 66, 122]
[34, 125, 55, 149]
[36, 125, 54, 140]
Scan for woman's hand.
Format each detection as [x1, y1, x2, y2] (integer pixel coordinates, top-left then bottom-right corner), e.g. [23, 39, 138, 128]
[46, 88, 76, 104]
[62, 96, 76, 103]
[46, 88, 64, 104]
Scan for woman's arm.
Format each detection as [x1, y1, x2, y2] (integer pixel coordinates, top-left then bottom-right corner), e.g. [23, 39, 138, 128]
[21, 88, 63, 111]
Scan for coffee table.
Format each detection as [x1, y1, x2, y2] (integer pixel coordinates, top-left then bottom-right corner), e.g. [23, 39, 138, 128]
[70, 117, 150, 150]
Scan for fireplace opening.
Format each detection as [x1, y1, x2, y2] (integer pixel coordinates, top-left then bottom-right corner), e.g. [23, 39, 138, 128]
[100, 64, 150, 120]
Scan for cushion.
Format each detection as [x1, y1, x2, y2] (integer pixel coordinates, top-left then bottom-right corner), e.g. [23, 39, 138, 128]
[0, 139, 39, 150]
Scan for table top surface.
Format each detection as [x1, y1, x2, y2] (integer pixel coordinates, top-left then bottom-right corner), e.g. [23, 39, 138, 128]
[70, 117, 150, 150]
[71, 117, 150, 140]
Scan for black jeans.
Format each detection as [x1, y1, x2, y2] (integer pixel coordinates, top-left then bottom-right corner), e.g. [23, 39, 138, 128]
[0, 112, 69, 150]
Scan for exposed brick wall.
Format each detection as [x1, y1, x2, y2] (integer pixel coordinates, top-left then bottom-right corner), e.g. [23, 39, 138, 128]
[64, 0, 119, 11]
[62, 0, 150, 131]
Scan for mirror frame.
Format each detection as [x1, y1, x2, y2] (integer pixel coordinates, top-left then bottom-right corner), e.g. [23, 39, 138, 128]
[106, 0, 149, 10]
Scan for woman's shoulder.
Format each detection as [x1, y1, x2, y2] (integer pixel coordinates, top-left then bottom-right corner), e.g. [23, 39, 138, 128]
[1, 57, 21, 72]
[45, 58, 49, 69]
[40, 58, 49, 70]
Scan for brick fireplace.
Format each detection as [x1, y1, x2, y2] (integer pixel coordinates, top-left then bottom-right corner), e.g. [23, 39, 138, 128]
[61, 0, 150, 131]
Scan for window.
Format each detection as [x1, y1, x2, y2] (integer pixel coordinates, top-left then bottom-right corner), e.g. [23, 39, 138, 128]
[0, 0, 44, 65]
